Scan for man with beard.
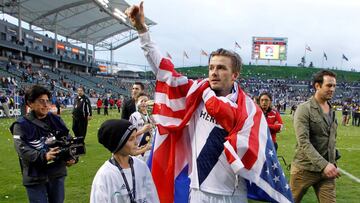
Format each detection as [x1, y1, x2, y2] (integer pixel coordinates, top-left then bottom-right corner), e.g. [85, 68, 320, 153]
[290, 70, 340, 203]
[126, 3, 260, 202]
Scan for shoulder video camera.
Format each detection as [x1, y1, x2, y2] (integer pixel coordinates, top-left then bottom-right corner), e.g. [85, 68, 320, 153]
[45, 132, 86, 161]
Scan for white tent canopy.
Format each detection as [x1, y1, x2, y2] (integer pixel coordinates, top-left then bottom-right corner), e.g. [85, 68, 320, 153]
[0, 0, 155, 50]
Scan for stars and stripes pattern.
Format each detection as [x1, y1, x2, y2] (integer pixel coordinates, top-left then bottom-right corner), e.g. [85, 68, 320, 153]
[149, 56, 293, 203]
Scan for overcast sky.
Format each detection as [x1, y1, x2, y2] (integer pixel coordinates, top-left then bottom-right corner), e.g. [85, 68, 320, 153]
[97, 0, 360, 71]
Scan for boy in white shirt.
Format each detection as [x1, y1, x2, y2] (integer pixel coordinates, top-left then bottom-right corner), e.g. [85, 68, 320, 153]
[90, 119, 159, 203]
[129, 93, 153, 161]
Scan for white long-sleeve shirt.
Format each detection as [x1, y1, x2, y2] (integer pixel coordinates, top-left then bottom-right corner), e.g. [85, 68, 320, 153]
[139, 32, 247, 198]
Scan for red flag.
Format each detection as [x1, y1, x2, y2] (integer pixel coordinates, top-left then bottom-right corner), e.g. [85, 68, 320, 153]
[166, 52, 172, 59]
[305, 45, 312, 52]
[201, 49, 208, 56]
[235, 41, 241, 49]
[183, 51, 189, 59]
[151, 58, 293, 202]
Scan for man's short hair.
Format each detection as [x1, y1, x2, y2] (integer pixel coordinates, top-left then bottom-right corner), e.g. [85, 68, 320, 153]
[25, 85, 51, 105]
[209, 48, 243, 73]
[312, 70, 336, 89]
[78, 86, 85, 91]
[259, 92, 272, 101]
[134, 82, 144, 90]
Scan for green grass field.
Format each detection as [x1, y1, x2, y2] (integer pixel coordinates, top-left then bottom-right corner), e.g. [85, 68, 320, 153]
[0, 109, 359, 203]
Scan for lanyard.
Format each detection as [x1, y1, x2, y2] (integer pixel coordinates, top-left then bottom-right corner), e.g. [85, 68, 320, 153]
[109, 157, 136, 203]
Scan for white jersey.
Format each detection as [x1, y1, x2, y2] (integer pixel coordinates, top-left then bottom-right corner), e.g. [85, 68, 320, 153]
[129, 111, 148, 144]
[90, 157, 159, 203]
[129, 111, 153, 162]
[139, 32, 247, 198]
[188, 99, 247, 197]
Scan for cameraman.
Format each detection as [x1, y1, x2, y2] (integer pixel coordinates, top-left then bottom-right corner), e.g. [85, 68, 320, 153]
[10, 85, 76, 203]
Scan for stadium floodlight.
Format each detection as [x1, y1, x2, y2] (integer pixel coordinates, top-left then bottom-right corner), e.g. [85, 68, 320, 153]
[113, 8, 127, 22]
[96, 0, 109, 8]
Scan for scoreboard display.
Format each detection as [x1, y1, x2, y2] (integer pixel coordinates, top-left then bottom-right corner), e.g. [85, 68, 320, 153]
[252, 37, 288, 60]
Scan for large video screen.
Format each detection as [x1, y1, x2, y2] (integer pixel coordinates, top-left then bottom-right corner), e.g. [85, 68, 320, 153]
[252, 37, 288, 60]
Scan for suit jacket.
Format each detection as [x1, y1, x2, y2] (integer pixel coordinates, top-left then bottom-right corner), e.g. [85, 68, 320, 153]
[121, 98, 136, 120]
[292, 96, 338, 172]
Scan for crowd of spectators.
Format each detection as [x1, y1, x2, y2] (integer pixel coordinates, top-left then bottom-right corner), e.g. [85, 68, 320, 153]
[1, 59, 359, 121]
[1, 76, 18, 89]
[239, 77, 360, 107]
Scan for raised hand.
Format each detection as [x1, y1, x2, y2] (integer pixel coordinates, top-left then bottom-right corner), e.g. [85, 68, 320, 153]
[125, 1, 147, 33]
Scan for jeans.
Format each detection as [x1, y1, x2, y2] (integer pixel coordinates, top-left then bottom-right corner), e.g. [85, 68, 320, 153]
[25, 176, 65, 203]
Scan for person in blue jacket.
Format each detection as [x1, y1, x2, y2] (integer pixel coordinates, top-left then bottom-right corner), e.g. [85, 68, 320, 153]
[10, 85, 76, 203]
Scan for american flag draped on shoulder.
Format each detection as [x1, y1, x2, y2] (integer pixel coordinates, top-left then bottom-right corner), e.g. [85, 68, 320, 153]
[149, 57, 293, 203]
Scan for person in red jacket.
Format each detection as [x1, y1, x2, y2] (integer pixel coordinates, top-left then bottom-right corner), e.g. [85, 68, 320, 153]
[116, 98, 122, 113]
[96, 98, 102, 115]
[259, 92, 283, 151]
[109, 98, 115, 110]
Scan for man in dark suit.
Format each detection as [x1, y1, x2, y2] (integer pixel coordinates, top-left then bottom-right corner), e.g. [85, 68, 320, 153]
[121, 82, 144, 120]
[72, 87, 92, 139]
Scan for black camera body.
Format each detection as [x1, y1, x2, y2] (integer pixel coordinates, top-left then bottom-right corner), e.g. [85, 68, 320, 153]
[45, 134, 86, 161]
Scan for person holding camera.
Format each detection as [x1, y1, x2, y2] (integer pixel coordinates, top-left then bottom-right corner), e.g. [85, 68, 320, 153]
[10, 85, 76, 203]
[290, 70, 340, 203]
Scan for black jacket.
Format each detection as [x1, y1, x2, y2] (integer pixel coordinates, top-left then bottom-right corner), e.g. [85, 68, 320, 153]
[121, 98, 136, 120]
[72, 95, 92, 118]
[10, 111, 70, 186]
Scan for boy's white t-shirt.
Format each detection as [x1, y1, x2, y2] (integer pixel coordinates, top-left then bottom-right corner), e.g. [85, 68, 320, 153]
[90, 156, 159, 203]
[129, 111, 150, 144]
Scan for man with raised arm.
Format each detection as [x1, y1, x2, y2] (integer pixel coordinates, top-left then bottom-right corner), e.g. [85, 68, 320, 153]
[126, 2, 293, 203]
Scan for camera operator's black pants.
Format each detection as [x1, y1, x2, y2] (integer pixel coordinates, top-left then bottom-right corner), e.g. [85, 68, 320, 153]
[72, 117, 88, 139]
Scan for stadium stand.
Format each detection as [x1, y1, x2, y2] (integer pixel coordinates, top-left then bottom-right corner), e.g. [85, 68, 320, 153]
[0, 0, 359, 120]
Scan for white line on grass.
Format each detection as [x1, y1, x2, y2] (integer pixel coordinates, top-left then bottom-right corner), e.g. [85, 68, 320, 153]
[337, 147, 360, 151]
[338, 168, 360, 183]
